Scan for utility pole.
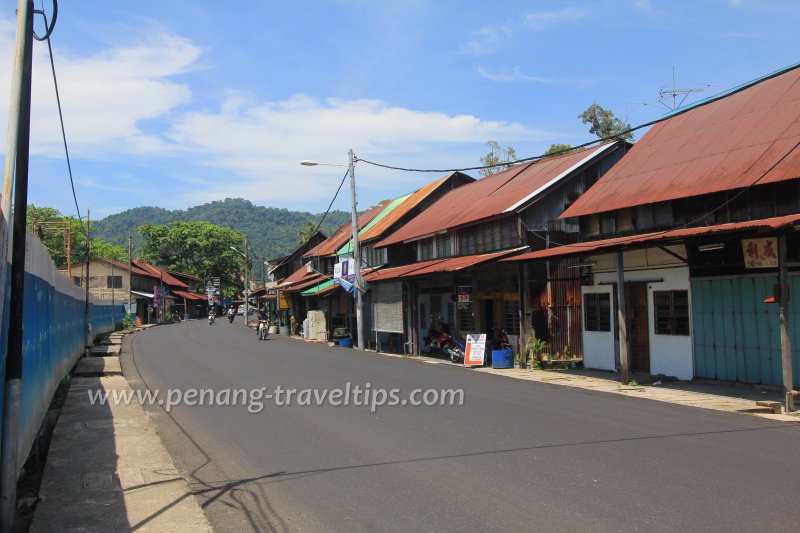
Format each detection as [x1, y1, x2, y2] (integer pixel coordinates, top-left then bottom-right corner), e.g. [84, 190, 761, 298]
[244, 235, 250, 324]
[615, 251, 630, 384]
[779, 233, 795, 412]
[1, 2, 34, 529]
[111, 260, 115, 329]
[84, 210, 90, 356]
[349, 149, 365, 351]
[128, 236, 133, 323]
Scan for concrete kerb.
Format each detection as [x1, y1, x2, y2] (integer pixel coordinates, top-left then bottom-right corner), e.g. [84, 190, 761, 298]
[30, 325, 212, 532]
[287, 331, 800, 422]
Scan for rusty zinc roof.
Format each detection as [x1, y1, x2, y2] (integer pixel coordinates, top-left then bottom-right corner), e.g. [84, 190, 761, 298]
[504, 213, 800, 262]
[359, 173, 472, 242]
[303, 202, 389, 258]
[562, 64, 800, 218]
[376, 142, 620, 247]
[132, 260, 189, 288]
[364, 248, 525, 282]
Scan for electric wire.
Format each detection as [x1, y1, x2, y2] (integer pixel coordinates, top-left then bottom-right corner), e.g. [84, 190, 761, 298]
[37, 4, 84, 236]
[308, 168, 349, 239]
[355, 62, 800, 254]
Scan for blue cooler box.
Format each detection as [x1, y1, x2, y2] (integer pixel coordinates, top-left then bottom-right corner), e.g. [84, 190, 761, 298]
[491, 348, 514, 369]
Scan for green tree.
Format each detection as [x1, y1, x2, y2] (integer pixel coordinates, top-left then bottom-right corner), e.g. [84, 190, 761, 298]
[579, 103, 634, 141]
[479, 140, 517, 177]
[138, 221, 245, 295]
[27, 204, 126, 266]
[543, 143, 574, 157]
[297, 220, 318, 245]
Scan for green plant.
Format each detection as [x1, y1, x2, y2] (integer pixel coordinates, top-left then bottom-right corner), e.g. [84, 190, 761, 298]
[121, 314, 133, 330]
[628, 379, 639, 386]
[526, 337, 546, 358]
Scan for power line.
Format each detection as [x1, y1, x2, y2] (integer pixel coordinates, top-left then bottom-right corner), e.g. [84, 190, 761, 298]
[309, 168, 349, 238]
[37, 4, 84, 235]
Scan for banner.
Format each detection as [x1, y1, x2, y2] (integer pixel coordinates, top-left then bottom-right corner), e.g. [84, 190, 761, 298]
[464, 334, 486, 366]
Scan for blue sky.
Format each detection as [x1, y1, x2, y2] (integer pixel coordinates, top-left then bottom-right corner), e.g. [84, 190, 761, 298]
[1, 0, 799, 220]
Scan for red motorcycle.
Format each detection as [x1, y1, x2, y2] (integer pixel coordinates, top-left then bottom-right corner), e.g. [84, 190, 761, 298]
[423, 325, 451, 355]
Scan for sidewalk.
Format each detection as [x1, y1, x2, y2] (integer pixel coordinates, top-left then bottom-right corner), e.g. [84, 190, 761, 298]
[412, 353, 800, 422]
[29, 328, 211, 533]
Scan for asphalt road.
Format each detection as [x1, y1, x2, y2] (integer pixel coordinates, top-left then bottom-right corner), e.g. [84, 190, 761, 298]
[123, 319, 800, 532]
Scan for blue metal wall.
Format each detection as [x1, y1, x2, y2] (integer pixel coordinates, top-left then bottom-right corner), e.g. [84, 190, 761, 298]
[692, 275, 800, 386]
[0, 227, 123, 476]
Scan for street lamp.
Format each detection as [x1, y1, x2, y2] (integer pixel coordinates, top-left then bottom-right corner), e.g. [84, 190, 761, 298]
[230, 239, 250, 323]
[300, 149, 365, 351]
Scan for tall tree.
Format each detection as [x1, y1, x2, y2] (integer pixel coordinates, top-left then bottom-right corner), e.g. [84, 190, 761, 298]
[479, 140, 517, 177]
[138, 221, 245, 296]
[579, 103, 634, 140]
[543, 143, 574, 157]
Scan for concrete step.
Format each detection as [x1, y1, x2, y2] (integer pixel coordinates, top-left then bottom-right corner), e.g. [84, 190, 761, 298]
[74, 356, 122, 377]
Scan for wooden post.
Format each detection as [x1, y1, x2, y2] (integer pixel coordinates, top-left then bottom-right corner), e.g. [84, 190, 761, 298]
[616, 251, 630, 384]
[779, 233, 794, 412]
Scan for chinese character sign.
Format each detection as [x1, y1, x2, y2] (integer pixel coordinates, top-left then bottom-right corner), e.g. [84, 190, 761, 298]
[742, 237, 779, 269]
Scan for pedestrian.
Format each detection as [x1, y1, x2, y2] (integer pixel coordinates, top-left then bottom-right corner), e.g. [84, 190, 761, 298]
[290, 314, 296, 335]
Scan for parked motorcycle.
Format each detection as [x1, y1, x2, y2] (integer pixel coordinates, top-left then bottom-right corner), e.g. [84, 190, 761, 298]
[423, 326, 450, 355]
[258, 320, 269, 340]
[443, 334, 466, 363]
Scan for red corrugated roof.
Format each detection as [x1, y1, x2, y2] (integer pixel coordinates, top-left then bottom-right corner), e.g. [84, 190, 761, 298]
[376, 143, 618, 247]
[562, 66, 800, 218]
[364, 249, 524, 282]
[133, 260, 189, 288]
[172, 290, 207, 300]
[277, 262, 315, 287]
[304, 203, 389, 258]
[504, 214, 800, 262]
[359, 173, 472, 242]
[283, 275, 327, 292]
[99, 258, 151, 277]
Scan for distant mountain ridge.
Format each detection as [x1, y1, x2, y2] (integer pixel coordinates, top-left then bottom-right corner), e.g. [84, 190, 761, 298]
[92, 198, 351, 261]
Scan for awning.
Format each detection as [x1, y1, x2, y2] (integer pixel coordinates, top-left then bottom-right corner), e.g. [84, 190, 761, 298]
[301, 279, 335, 296]
[503, 214, 800, 262]
[364, 248, 526, 283]
[131, 291, 154, 299]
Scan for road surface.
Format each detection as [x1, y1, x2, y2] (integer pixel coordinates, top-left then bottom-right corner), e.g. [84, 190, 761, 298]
[123, 319, 800, 532]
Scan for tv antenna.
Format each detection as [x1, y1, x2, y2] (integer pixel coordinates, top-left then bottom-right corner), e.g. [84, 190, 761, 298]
[658, 67, 710, 110]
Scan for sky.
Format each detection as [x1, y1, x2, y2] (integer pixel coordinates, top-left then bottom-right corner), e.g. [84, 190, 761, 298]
[1, 0, 799, 220]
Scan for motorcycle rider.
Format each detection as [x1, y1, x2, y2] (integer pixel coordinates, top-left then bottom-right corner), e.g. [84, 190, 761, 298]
[227, 306, 235, 323]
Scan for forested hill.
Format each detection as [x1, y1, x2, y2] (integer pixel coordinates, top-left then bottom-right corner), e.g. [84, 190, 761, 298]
[92, 198, 351, 260]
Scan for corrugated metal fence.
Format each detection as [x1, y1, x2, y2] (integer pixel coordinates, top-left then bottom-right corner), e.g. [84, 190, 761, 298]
[0, 218, 123, 477]
[692, 275, 800, 386]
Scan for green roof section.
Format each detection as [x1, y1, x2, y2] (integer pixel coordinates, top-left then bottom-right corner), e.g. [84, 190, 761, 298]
[301, 279, 335, 296]
[337, 193, 413, 256]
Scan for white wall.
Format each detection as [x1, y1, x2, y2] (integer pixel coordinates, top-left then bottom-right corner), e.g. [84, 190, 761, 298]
[582, 246, 694, 380]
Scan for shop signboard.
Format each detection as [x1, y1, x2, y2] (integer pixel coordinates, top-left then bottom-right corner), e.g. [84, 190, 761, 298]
[742, 237, 779, 269]
[464, 334, 486, 367]
[457, 285, 471, 303]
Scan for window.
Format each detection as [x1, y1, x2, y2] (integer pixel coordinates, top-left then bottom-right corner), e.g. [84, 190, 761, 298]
[418, 238, 434, 261]
[458, 303, 475, 333]
[436, 235, 451, 258]
[458, 219, 521, 255]
[106, 275, 123, 289]
[503, 300, 520, 335]
[584, 293, 611, 332]
[654, 290, 690, 335]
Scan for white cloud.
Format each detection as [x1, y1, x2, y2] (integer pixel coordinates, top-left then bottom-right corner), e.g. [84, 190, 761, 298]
[0, 22, 200, 159]
[460, 25, 512, 56]
[166, 94, 551, 206]
[523, 7, 588, 30]
[476, 65, 557, 84]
